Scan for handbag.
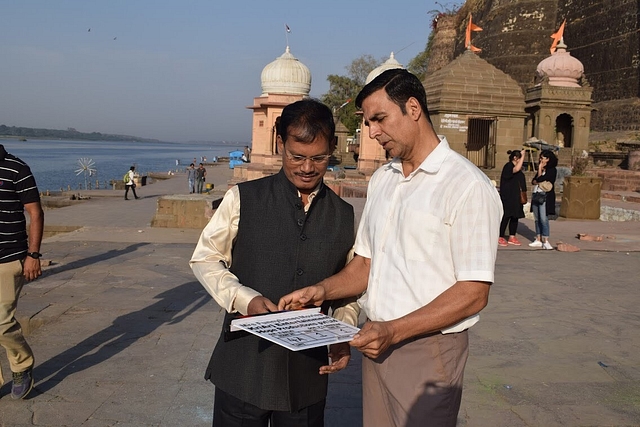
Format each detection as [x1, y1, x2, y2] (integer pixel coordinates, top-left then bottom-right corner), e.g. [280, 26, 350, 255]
[519, 190, 527, 204]
[532, 191, 546, 205]
[539, 181, 553, 193]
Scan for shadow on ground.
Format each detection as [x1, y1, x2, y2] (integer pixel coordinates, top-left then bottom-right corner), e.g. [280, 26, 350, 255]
[3, 281, 209, 397]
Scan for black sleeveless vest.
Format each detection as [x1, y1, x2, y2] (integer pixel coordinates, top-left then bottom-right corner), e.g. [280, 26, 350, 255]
[205, 170, 354, 411]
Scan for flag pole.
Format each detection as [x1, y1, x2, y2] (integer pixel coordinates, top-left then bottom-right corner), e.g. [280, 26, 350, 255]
[285, 24, 290, 47]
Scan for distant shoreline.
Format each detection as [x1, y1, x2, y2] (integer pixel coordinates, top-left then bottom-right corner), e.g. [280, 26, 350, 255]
[0, 135, 250, 145]
[0, 135, 162, 143]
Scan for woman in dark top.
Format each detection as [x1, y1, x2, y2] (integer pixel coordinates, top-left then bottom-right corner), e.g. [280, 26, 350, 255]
[499, 150, 526, 246]
[529, 150, 558, 249]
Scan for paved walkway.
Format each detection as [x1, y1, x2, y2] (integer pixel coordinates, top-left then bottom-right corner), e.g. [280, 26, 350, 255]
[1, 167, 639, 426]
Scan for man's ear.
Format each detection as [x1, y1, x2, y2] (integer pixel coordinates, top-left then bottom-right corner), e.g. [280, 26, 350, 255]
[276, 135, 284, 150]
[406, 97, 422, 121]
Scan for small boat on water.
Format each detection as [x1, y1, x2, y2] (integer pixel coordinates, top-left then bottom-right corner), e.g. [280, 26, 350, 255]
[19, 138, 27, 142]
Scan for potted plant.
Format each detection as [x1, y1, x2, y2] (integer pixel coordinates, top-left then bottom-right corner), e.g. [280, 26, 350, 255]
[559, 153, 603, 219]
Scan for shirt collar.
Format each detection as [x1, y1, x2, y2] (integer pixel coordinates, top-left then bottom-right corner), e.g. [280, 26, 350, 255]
[299, 184, 322, 212]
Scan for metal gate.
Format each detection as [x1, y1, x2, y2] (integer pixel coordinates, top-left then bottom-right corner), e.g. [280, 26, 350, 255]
[466, 117, 496, 169]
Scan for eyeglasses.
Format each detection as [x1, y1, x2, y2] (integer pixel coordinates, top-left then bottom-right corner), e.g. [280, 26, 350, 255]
[284, 149, 331, 165]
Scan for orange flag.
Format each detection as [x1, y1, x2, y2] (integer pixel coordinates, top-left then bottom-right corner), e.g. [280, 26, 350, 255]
[465, 14, 483, 53]
[550, 19, 566, 53]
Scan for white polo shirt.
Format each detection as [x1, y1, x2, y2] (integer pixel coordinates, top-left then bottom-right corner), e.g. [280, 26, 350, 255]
[355, 137, 502, 333]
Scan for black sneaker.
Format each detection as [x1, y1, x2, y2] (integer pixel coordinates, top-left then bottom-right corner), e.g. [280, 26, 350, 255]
[11, 368, 34, 399]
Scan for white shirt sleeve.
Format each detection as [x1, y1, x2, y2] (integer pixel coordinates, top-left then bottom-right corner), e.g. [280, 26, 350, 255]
[329, 247, 360, 326]
[449, 180, 502, 283]
[189, 186, 261, 315]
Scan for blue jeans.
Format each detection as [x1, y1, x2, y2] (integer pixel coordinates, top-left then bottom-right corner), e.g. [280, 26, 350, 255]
[531, 201, 550, 237]
[196, 179, 205, 194]
[188, 178, 195, 193]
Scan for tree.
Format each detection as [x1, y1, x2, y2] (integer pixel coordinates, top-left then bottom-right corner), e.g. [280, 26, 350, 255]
[347, 54, 379, 86]
[321, 54, 380, 134]
[406, 34, 434, 80]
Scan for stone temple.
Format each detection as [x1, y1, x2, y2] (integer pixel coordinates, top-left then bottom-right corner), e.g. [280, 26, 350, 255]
[231, 12, 639, 196]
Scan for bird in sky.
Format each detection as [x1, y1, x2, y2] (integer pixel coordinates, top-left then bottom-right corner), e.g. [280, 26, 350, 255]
[113, 37, 117, 40]
[87, 28, 91, 32]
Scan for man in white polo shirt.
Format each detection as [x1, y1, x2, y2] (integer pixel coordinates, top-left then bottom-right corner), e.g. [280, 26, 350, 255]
[279, 68, 502, 427]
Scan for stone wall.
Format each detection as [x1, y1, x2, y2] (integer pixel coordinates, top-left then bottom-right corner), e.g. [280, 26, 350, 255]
[151, 195, 221, 229]
[591, 98, 640, 132]
[593, 169, 640, 192]
[455, 0, 560, 92]
[427, 15, 457, 73]
[561, 0, 639, 102]
[438, 0, 640, 131]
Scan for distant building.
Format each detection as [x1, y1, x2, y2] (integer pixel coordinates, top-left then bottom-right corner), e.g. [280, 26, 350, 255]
[233, 46, 311, 184]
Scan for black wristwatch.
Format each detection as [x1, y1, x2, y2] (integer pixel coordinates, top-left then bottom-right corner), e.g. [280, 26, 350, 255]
[27, 252, 42, 259]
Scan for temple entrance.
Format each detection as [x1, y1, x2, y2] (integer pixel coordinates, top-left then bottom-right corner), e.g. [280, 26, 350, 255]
[272, 116, 281, 154]
[555, 114, 573, 148]
[466, 117, 496, 169]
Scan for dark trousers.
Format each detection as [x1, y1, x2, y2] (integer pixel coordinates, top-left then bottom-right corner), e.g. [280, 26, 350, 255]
[500, 215, 519, 237]
[213, 388, 325, 427]
[124, 184, 138, 199]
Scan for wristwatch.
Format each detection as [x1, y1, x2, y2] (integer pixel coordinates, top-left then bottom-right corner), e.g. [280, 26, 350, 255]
[27, 252, 42, 259]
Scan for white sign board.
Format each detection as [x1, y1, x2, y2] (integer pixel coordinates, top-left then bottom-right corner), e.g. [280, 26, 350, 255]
[230, 307, 360, 351]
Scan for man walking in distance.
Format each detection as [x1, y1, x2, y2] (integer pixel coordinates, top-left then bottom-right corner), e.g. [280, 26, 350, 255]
[279, 69, 502, 427]
[190, 99, 357, 427]
[124, 166, 139, 200]
[187, 163, 197, 194]
[0, 144, 44, 399]
[195, 163, 206, 193]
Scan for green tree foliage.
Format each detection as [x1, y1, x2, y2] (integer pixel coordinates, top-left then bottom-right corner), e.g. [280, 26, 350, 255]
[406, 33, 435, 80]
[347, 54, 379, 86]
[321, 54, 380, 134]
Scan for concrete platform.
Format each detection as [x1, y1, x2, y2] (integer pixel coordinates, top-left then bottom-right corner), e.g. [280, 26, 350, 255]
[2, 166, 639, 426]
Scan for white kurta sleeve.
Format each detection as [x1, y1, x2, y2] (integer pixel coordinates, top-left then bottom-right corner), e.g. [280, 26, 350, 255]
[190, 186, 261, 315]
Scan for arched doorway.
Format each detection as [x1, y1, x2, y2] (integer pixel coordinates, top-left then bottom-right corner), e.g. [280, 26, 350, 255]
[555, 114, 573, 148]
[271, 116, 281, 154]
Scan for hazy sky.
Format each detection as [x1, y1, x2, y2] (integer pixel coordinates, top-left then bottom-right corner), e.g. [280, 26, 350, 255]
[1, 1, 436, 142]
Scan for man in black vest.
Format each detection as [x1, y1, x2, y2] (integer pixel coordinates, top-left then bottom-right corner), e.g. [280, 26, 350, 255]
[190, 99, 357, 427]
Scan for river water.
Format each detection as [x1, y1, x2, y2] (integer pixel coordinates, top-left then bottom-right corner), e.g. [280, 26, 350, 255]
[0, 139, 245, 192]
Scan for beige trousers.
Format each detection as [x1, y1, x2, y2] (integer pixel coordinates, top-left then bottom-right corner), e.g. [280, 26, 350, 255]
[0, 259, 34, 385]
[362, 330, 469, 427]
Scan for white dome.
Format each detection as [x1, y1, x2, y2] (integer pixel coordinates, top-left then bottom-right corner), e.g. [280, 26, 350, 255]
[536, 40, 584, 87]
[261, 46, 311, 96]
[365, 52, 404, 84]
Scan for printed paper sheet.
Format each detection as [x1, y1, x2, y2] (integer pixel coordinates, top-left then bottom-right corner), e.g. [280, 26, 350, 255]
[230, 307, 360, 351]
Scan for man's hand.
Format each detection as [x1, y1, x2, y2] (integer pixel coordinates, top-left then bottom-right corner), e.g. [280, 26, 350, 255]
[319, 342, 351, 375]
[247, 296, 278, 315]
[350, 321, 397, 359]
[23, 257, 42, 281]
[277, 285, 326, 311]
